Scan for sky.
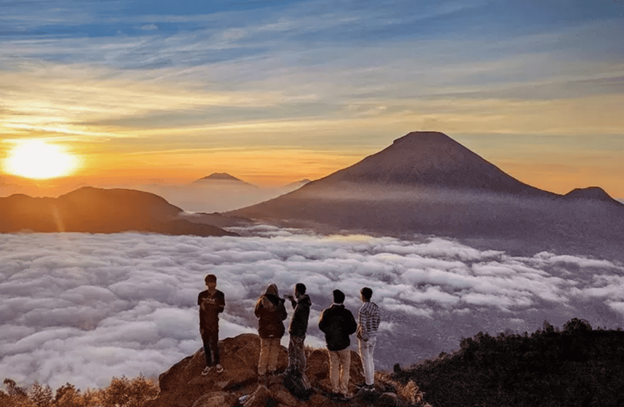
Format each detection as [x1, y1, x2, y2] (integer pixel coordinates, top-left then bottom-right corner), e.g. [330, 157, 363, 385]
[0, 0, 623, 197]
[2, 227, 624, 390]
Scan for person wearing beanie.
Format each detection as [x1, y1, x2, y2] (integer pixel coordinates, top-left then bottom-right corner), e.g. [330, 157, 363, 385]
[318, 289, 357, 400]
[198, 274, 225, 375]
[356, 287, 380, 391]
[254, 283, 288, 379]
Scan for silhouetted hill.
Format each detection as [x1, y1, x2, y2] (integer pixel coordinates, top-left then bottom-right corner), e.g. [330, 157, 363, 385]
[0, 187, 235, 237]
[229, 132, 624, 260]
[393, 319, 624, 407]
[564, 186, 623, 206]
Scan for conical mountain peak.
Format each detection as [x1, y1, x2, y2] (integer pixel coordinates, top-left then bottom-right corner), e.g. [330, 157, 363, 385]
[392, 131, 456, 146]
[320, 131, 547, 195]
[196, 173, 243, 182]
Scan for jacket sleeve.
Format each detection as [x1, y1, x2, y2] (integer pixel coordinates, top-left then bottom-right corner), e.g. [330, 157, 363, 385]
[357, 308, 366, 340]
[347, 310, 357, 335]
[278, 300, 288, 321]
[254, 298, 263, 318]
[318, 310, 327, 333]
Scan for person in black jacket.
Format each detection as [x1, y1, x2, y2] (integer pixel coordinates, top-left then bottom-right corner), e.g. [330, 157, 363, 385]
[285, 283, 311, 387]
[254, 283, 288, 378]
[198, 274, 225, 376]
[318, 289, 357, 399]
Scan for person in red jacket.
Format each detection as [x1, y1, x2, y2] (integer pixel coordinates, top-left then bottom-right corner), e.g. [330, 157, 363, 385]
[254, 283, 288, 379]
[197, 274, 225, 376]
[318, 289, 357, 400]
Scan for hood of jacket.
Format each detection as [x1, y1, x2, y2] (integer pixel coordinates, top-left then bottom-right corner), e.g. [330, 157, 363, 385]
[265, 284, 279, 297]
[297, 294, 311, 307]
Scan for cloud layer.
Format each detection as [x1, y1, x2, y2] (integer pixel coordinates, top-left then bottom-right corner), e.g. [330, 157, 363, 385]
[1, 227, 624, 390]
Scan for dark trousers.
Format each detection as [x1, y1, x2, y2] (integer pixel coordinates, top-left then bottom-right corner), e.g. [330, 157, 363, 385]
[201, 329, 220, 367]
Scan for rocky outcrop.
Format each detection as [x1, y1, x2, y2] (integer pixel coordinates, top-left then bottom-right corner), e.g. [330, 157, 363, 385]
[147, 334, 427, 407]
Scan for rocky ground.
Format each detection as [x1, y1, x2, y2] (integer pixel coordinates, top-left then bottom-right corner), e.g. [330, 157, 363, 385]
[146, 333, 429, 407]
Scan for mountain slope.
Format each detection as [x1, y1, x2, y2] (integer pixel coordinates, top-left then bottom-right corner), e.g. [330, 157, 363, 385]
[229, 132, 624, 258]
[0, 187, 234, 236]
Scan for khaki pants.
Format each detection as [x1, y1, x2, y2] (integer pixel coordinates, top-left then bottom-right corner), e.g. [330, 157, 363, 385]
[258, 337, 281, 375]
[328, 348, 351, 395]
[358, 337, 376, 385]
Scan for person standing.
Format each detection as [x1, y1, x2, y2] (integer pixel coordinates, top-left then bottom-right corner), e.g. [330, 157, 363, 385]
[356, 287, 380, 391]
[255, 283, 288, 379]
[198, 274, 225, 375]
[285, 283, 312, 387]
[318, 289, 357, 400]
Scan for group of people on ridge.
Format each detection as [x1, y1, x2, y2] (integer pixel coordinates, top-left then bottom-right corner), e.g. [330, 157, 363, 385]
[197, 274, 381, 400]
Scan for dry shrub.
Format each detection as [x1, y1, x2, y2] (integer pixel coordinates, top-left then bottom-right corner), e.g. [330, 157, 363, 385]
[375, 371, 426, 405]
[99, 375, 158, 407]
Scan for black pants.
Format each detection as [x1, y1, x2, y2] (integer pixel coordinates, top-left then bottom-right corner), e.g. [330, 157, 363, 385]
[201, 329, 220, 367]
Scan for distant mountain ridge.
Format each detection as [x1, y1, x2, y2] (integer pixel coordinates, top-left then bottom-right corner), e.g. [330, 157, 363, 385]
[229, 131, 624, 259]
[0, 186, 235, 236]
[193, 173, 256, 187]
[564, 186, 622, 205]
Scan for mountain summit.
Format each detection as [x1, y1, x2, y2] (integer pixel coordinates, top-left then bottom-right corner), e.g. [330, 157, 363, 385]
[193, 173, 255, 187]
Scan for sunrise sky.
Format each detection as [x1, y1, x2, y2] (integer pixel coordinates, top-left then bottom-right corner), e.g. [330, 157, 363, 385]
[0, 0, 622, 197]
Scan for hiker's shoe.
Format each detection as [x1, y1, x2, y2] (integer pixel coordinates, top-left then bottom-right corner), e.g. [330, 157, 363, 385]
[201, 366, 211, 376]
[215, 364, 224, 374]
[330, 392, 345, 401]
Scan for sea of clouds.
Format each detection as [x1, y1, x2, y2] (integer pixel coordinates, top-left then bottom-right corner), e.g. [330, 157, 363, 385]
[1, 226, 624, 391]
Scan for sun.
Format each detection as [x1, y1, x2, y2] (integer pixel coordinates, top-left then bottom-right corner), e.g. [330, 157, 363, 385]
[4, 140, 79, 179]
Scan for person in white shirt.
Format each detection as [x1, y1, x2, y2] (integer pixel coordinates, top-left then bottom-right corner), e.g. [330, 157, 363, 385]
[356, 287, 380, 391]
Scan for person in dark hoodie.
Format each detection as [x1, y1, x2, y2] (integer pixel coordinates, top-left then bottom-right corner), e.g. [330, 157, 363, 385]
[318, 289, 357, 399]
[254, 283, 288, 378]
[285, 283, 311, 387]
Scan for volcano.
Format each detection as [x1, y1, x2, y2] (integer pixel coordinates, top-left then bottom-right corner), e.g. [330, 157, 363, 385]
[229, 132, 624, 259]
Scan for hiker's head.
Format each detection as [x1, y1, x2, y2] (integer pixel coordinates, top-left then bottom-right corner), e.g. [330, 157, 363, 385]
[205, 274, 217, 290]
[333, 289, 345, 304]
[360, 287, 373, 302]
[266, 283, 279, 297]
[295, 283, 306, 297]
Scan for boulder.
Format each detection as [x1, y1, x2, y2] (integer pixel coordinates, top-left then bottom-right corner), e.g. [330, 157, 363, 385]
[242, 385, 271, 407]
[191, 392, 236, 407]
